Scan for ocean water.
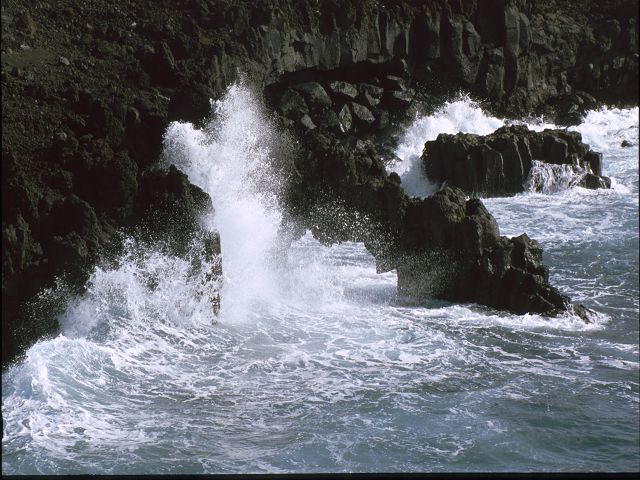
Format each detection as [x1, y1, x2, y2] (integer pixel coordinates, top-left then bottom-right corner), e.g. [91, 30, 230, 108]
[2, 87, 638, 474]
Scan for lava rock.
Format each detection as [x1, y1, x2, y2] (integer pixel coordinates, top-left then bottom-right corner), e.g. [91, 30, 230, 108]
[292, 82, 333, 109]
[328, 81, 358, 100]
[167, 84, 213, 124]
[358, 83, 384, 108]
[337, 104, 353, 132]
[423, 125, 610, 196]
[350, 102, 376, 126]
[276, 89, 309, 119]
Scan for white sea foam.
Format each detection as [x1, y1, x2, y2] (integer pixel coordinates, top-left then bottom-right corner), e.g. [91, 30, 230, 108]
[524, 160, 587, 194]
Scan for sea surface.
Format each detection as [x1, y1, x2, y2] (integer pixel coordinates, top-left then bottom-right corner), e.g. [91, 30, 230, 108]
[2, 85, 638, 474]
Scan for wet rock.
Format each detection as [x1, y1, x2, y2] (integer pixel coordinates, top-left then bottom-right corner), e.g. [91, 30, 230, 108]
[382, 75, 407, 90]
[395, 187, 567, 315]
[337, 104, 352, 132]
[579, 173, 612, 189]
[583, 151, 603, 176]
[621, 140, 632, 147]
[135, 164, 213, 255]
[423, 125, 610, 196]
[314, 108, 341, 133]
[358, 83, 384, 108]
[276, 89, 309, 119]
[299, 114, 316, 131]
[386, 88, 415, 108]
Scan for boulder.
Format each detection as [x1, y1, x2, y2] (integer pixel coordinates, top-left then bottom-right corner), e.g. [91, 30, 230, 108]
[299, 114, 316, 131]
[350, 102, 376, 126]
[276, 89, 309, 119]
[423, 125, 610, 196]
[337, 104, 353, 132]
[292, 82, 333, 109]
[358, 83, 384, 108]
[328, 80, 359, 100]
[385, 88, 415, 109]
[396, 187, 569, 315]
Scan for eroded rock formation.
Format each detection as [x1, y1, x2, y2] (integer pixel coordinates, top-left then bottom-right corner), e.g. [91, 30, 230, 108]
[422, 125, 611, 196]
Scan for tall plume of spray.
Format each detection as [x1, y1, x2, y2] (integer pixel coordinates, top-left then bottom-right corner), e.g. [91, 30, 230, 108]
[163, 82, 291, 321]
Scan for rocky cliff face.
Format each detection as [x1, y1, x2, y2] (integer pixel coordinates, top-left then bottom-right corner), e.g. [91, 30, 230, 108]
[2, 0, 637, 365]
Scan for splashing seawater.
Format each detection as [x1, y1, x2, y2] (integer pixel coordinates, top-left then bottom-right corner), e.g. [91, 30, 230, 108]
[524, 161, 587, 194]
[163, 83, 284, 321]
[2, 87, 638, 474]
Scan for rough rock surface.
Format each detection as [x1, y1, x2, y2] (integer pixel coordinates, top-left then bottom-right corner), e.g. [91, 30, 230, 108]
[2, 0, 636, 365]
[422, 125, 612, 196]
[283, 128, 571, 318]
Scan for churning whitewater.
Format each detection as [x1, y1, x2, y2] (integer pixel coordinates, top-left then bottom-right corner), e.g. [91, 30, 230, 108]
[2, 86, 638, 474]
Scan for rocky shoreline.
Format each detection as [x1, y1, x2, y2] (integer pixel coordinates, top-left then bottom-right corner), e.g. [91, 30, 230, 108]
[2, 0, 638, 365]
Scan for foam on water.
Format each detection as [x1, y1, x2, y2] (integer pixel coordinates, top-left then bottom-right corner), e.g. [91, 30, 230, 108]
[524, 160, 587, 194]
[2, 87, 638, 474]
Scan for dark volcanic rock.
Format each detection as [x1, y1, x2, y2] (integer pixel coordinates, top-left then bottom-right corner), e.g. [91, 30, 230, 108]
[423, 125, 611, 196]
[292, 82, 333, 109]
[350, 102, 376, 126]
[395, 187, 567, 315]
[328, 81, 359, 101]
[276, 89, 309, 119]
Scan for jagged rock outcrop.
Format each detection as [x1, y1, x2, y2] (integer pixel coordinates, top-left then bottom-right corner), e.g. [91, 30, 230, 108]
[2, 161, 216, 364]
[422, 125, 611, 196]
[395, 189, 567, 315]
[282, 126, 573, 317]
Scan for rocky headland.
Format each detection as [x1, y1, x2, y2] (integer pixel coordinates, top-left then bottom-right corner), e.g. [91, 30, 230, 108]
[2, 0, 638, 365]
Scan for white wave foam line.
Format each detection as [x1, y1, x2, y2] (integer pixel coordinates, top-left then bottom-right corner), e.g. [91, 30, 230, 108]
[483, 186, 636, 245]
[58, 240, 220, 344]
[1, 335, 158, 461]
[401, 303, 608, 332]
[570, 106, 639, 152]
[524, 160, 587, 194]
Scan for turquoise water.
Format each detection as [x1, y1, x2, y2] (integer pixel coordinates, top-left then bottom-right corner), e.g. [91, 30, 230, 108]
[2, 91, 638, 473]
